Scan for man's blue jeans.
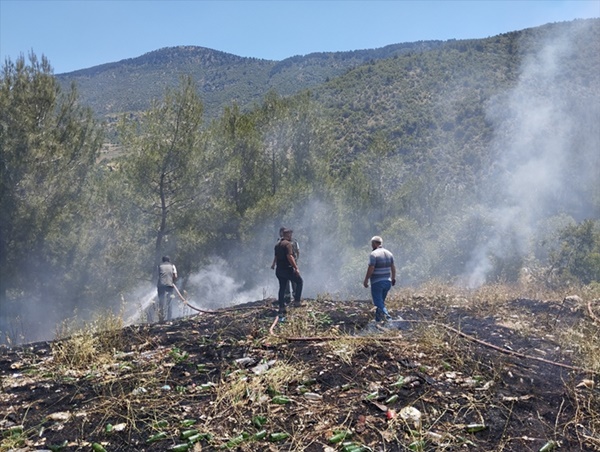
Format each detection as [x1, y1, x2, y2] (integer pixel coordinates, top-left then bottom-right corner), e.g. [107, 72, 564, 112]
[371, 280, 392, 321]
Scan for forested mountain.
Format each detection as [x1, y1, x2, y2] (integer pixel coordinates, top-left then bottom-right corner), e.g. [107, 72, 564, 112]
[2, 19, 599, 345]
[57, 41, 444, 120]
[315, 20, 600, 157]
[314, 19, 600, 225]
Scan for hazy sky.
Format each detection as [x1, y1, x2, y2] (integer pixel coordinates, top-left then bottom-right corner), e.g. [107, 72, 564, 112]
[1, 0, 598, 74]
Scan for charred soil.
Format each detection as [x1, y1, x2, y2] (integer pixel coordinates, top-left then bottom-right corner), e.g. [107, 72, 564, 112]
[1, 292, 599, 451]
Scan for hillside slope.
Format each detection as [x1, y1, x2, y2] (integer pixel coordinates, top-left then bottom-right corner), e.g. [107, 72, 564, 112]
[314, 19, 600, 158]
[1, 291, 598, 451]
[57, 41, 443, 120]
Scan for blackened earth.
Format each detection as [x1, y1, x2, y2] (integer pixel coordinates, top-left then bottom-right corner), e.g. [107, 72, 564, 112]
[1, 295, 598, 451]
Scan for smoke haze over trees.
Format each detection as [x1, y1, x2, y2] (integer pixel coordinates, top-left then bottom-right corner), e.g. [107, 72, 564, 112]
[1, 19, 599, 345]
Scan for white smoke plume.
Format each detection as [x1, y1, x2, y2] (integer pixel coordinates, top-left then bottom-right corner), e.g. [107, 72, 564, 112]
[120, 197, 355, 325]
[185, 257, 271, 309]
[463, 22, 599, 287]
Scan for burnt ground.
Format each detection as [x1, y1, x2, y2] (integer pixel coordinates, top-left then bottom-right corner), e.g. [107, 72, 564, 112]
[1, 294, 599, 452]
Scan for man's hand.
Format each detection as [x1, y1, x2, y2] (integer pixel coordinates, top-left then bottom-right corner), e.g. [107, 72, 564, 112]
[392, 279, 396, 286]
[363, 280, 369, 288]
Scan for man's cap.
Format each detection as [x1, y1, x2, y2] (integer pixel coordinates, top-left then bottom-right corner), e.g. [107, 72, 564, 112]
[282, 228, 293, 234]
[371, 236, 383, 244]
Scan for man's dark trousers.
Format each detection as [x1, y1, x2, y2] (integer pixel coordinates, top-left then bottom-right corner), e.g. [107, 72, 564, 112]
[276, 268, 303, 316]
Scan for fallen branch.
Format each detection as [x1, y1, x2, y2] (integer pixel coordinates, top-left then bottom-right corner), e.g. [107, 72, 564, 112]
[272, 316, 598, 374]
[437, 321, 598, 375]
[283, 334, 404, 342]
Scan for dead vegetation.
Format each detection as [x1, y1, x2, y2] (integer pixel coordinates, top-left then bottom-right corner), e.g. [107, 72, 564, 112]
[1, 284, 599, 451]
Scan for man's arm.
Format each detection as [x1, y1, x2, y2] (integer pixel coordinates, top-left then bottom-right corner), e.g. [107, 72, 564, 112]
[363, 265, 375, 288]
[391, 263, 396, 286]
[287, 254, 300, 273]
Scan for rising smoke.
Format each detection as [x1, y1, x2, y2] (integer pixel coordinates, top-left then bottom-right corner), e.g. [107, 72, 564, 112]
[123, 197, 359, 325]
[462, 21, 600, 287]
[181, 198, 364, 307]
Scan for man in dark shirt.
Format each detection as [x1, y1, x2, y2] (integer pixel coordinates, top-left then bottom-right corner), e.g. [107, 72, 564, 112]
[273, 228, 303, 321]
[271, 226, 301, 303]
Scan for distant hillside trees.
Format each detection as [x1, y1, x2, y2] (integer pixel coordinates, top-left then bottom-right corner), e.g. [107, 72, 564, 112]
[549, 220, 600, 286]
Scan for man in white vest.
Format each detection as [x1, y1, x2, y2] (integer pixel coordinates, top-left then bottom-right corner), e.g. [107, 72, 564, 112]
[157, 256, 178, 322]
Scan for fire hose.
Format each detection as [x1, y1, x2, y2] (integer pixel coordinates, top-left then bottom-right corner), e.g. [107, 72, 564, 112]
[173, 285, 263, 314]
[173, 285, 218, 314]
[172, 284, 288, 333]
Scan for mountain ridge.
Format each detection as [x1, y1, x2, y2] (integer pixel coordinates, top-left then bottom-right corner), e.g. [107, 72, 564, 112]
[57, 39, 447, 119]
[57, 19, 598, 122]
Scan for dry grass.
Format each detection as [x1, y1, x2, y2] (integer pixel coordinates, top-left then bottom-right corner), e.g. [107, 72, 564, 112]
[214, 360, 307, 412]
[51, 309, 125, 369]
[327, 336, 363, 365]
[281, 307, 336, 337]
[557, 320, 600, 372]
[381, 281, 600, 450]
